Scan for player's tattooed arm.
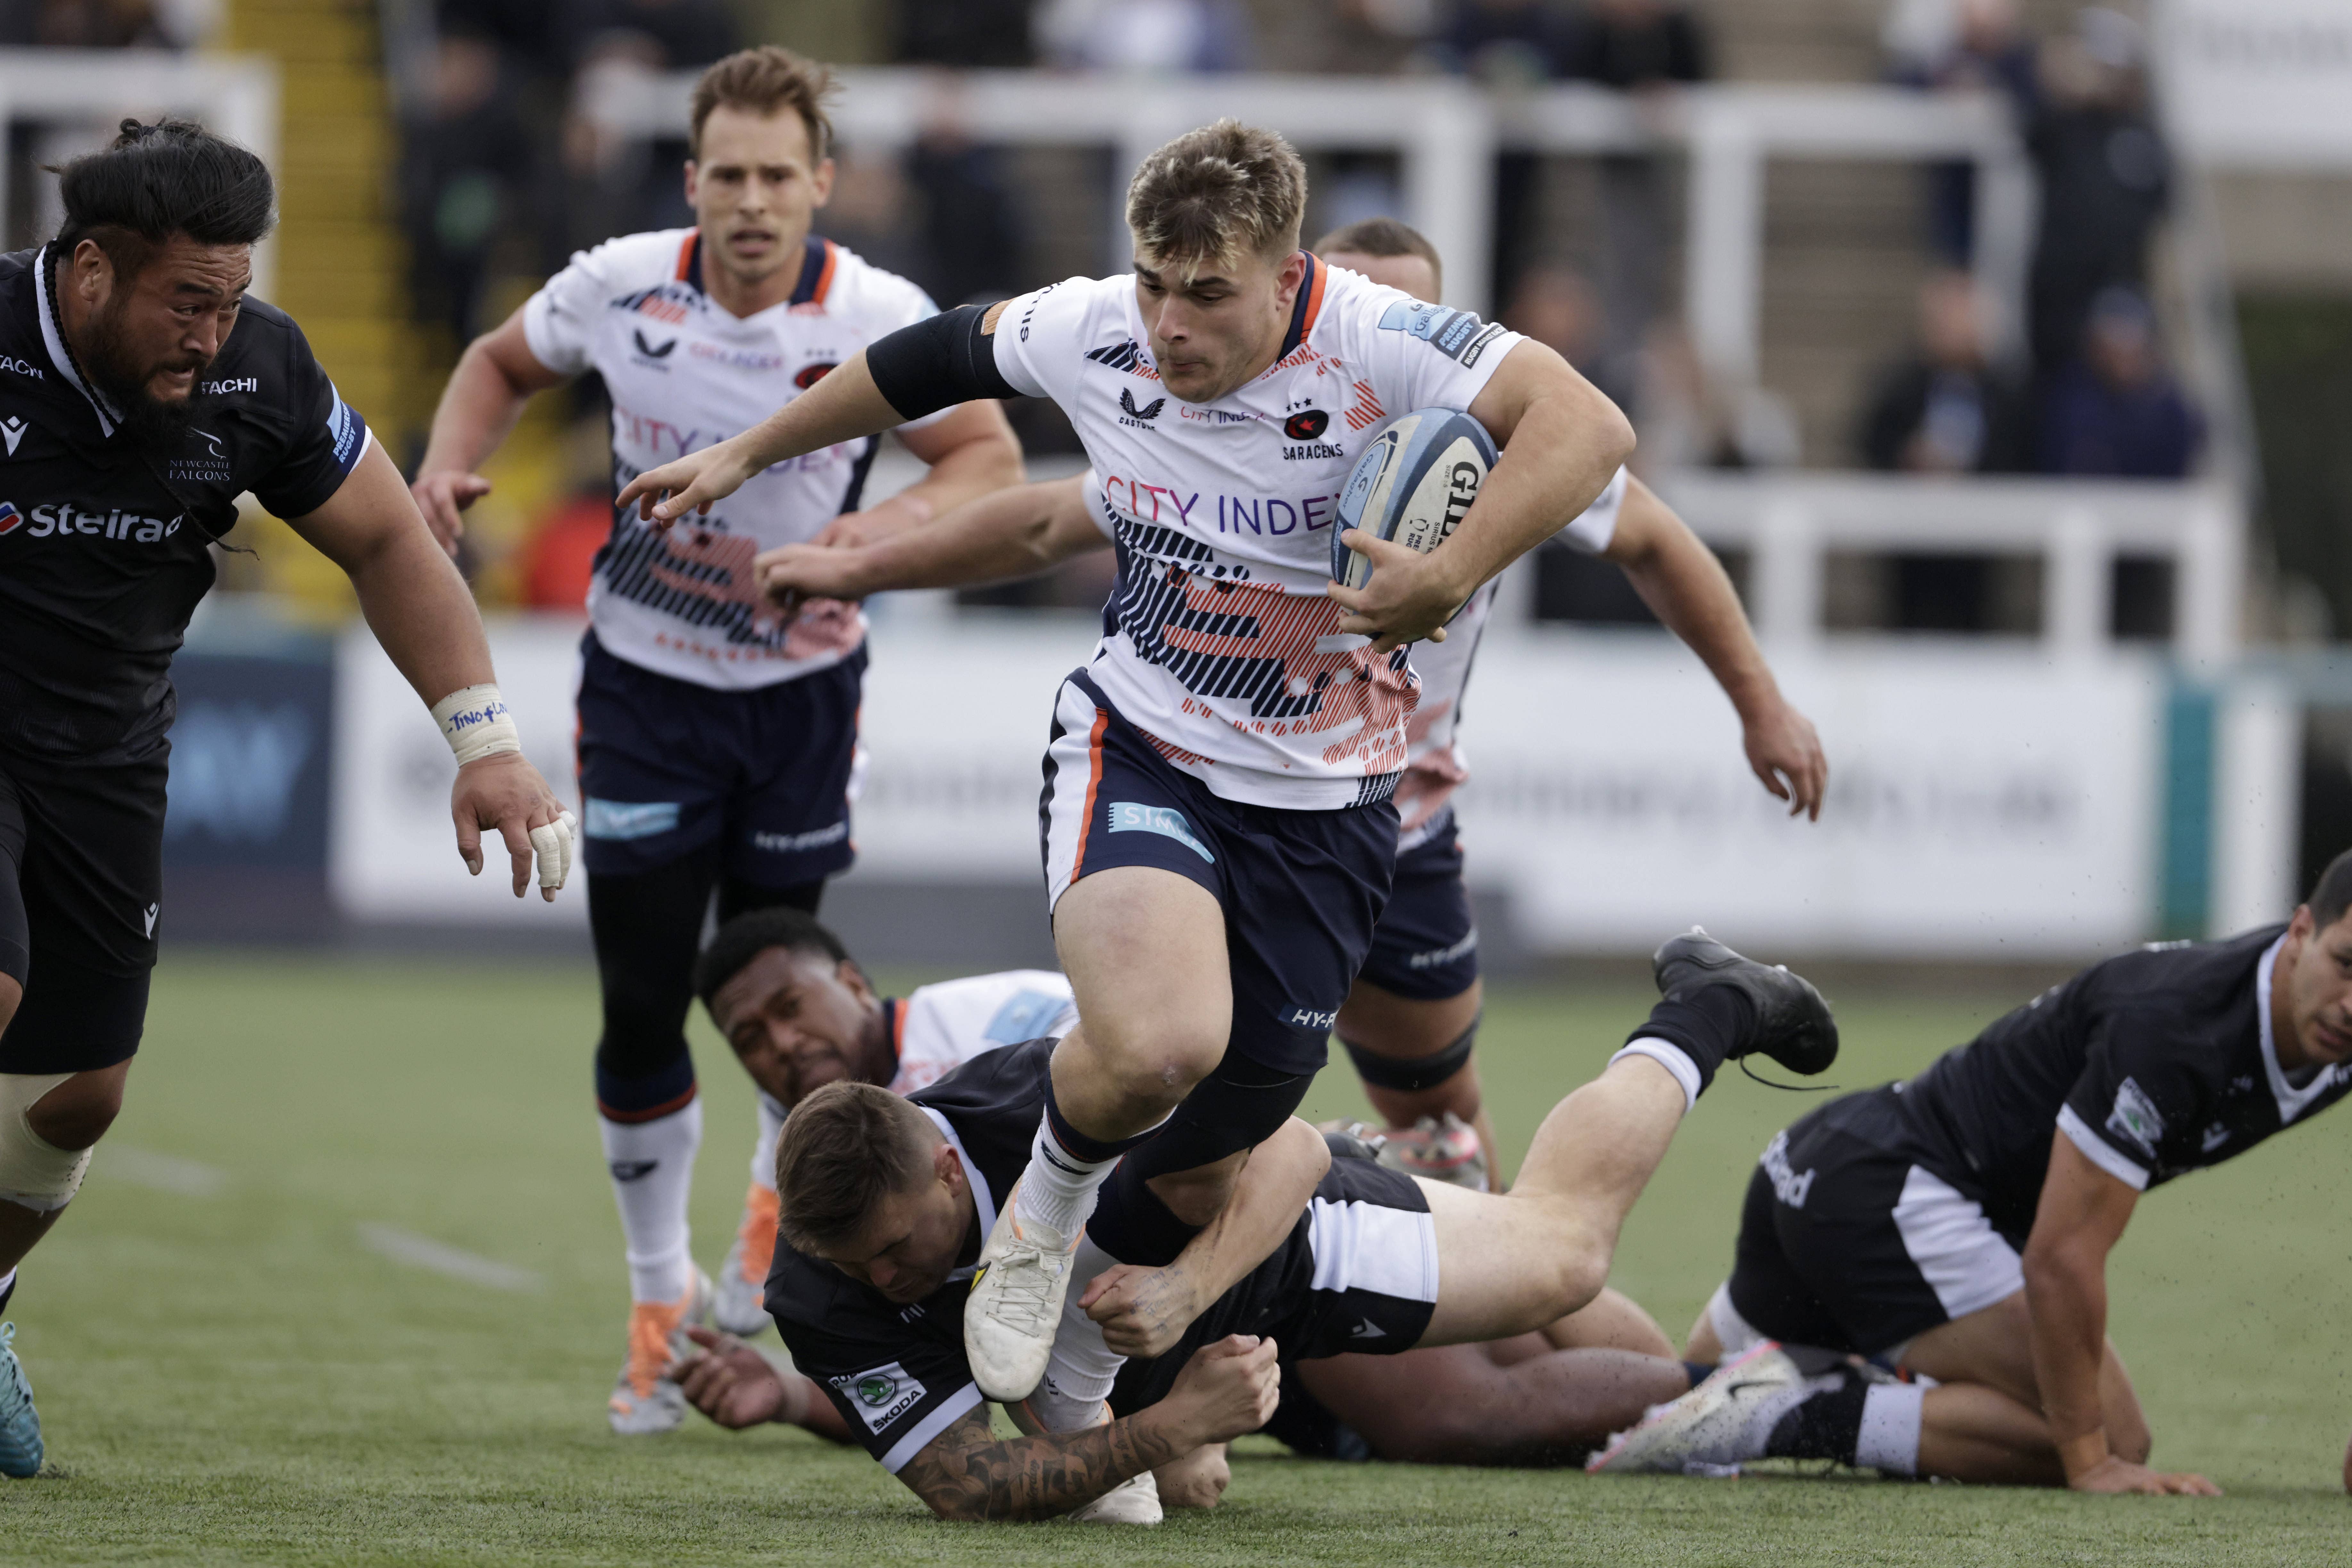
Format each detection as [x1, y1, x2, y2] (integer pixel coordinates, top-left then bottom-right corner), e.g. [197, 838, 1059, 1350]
[894, 1404, 1176, 1521]
[896, 1336, 1281, 1521]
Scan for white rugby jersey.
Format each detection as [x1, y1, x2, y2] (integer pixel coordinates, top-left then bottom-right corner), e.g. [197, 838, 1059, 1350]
[1080, 461, 1628, 852]
[882, 970, 1078, 1099]
[1393, 465, 1628, 851]
[996, 258, 1528, 809]
[524, 228, 948, 690]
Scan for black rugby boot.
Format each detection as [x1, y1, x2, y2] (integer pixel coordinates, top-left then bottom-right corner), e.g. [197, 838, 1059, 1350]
[1652, 928, 1839, 1078]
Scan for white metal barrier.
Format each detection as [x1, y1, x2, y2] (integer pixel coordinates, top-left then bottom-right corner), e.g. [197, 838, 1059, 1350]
[0, 49, 282, 296]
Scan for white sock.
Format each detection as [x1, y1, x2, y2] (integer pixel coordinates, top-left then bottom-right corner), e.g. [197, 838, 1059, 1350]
[750, 1093, 787, 1194]
[1026, 1236, 1128, 1430]
[1855, 1382, 1926, 1476]
[1611, 1037, 1702, 1113]
[602, 1098, 702, 1304]
[0, 1266, 15, 1305]
[1015, 1111, 1122, 1238]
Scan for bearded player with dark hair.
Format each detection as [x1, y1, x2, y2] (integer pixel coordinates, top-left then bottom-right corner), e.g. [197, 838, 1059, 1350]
[0, 119, 575, 1479]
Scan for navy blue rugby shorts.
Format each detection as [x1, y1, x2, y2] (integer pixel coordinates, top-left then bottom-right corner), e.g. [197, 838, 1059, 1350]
[1037, 669, 1397, 1077]
[1355, 810, 1479, 1001]
[575, 631, 863, 887]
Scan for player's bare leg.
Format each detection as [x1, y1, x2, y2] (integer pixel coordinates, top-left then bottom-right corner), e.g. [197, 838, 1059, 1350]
[0, 1060, 128, 1275]
[1335, 978, 1504, 1190]
[1652, 1286, 2152, 1483]
[966, 867, 1230, 1400]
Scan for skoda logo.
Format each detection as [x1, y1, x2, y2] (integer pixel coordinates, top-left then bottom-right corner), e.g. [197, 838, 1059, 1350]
[856, 1373, 897, 1407]
[1283, 408, 1329, 441]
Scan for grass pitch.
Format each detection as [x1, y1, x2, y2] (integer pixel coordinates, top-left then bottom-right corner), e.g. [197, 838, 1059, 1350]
[4, 951, 2350, 1564]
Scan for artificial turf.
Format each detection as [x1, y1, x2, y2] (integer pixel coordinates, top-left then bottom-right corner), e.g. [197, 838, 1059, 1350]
[4, 952, 2349, 1564]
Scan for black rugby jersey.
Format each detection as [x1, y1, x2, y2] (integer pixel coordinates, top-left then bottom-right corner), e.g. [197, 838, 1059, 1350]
[764, 1035, 1342, 1472]
[1880, 923, 2350, 1238]
[0, 243, 368, 763]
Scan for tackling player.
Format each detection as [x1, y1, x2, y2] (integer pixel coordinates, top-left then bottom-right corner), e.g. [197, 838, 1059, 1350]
[618, 121, 1645, 1404]
[410, 47, 1021, 1432]
[1590, 850, 2352, 1493]
[0, 121, 575, 1479]
[754, 219, 1828, 1195]
[660, 930, 1835, 1521]
[683, 904, 1708, 1475]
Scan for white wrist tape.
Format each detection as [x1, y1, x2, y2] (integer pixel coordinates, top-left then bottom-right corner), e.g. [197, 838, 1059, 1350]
[0, 1072, 94, 1213]
[431, 684, 523, 768]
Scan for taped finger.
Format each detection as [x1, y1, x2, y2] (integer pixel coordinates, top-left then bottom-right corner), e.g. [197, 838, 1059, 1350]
[530, 811, 576, 893]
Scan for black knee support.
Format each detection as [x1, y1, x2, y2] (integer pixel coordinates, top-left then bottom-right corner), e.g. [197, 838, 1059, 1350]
[1087, 1054, 1316, 1268]
[1340, 1012, 1480, 1094]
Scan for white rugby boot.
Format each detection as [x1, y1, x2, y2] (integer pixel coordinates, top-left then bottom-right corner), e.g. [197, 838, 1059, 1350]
[1378, 1112, 1492, 1192]
[0, 1321, 42, 1479]
[1585, 1342, 1807, 1475]
[608, 1269, 713, 1435]
[962, 1177, 1082, 1402]
[713, 1183, 779, 1337]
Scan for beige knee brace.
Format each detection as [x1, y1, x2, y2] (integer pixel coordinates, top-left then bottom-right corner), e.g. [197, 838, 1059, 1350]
[0, 1073, 92, 1213]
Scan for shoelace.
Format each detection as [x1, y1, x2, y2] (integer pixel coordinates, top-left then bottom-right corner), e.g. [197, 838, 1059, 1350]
[979, 1238, 1065, 1336]
[624, 1305, 679, 1398]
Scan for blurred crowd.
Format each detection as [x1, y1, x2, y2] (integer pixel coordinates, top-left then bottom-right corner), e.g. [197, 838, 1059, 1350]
[0, 0, 2203, 628]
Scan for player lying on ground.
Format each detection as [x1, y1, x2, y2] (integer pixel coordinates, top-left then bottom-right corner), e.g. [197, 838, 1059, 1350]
[618, 120, 1639, 1408]
[667, 932, 1834, 1521]
[1590, 849, 2352, 1495]
[675, 908, 1709, 1472]
[0, 120, 575, 1480]
[409, 46, 1021, 1434]
[752, 217, 1827, 1198]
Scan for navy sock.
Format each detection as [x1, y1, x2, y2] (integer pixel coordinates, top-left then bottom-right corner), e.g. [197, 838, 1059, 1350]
[1627, 986, 1756, 1096]
[1764, 1374, 1868, 1464]
[1682, 1360, 1716, 1390]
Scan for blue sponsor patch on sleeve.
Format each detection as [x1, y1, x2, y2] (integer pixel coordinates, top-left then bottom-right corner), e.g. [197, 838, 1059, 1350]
[983, 989, 1075, 1045]
[1377, 301, 1505, 365]
[1107, 801, 1213, 863]
[325, 382, 368, 471]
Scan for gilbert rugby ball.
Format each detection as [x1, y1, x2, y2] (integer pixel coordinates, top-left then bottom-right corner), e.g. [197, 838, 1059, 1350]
[1331, 408, 1498, 592]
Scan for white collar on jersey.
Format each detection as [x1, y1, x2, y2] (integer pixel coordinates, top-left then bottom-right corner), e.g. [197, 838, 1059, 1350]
[2255, 930, 2346, 1122]
[917, 1105, 998, 1281]
[34, 242, 123, 438]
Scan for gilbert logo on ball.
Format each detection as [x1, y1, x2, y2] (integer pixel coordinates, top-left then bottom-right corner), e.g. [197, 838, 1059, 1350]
[1331, 408, 1497, 593]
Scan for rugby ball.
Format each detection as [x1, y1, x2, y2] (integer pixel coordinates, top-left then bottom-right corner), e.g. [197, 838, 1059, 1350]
[1331, 408, 1498, 592]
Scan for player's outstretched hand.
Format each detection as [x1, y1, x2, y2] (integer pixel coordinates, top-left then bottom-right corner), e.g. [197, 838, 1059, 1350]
[671, 1325, 795, 1429]
[1080, 1260, 1206, 1360]
[1743, 695, 1829, 821]
[1162, 1334, 1281, 1448]
[451, 752, 576, 901]
[410, 469, 492, 556]
[754, 541, 870, 618]
[1327, 529, 1462, 653]
[2068, 1455, 2222, 1496]
[614, 438, 757, 531]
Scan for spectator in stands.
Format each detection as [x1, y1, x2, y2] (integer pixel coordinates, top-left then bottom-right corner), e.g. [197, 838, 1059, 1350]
[1563, 1, 1708, 396]
[0, 0, 173, 47]
[1858, 270, 2033, 476]
[2040, 286, 2202, 479]
[2024, 7, 2169, 381]
[897, 0, 1039, 66]
[558, 0, 738, 247]
[564, 0, 736, 72]
[1883, 0, 2039, 266]
[402, 24, 536, 345]
[1247, 0, 1429, 75]
[1439, 0, 1581, 82]
[1506, 262, 1632, 412]
[1038, 0, 1254, 71]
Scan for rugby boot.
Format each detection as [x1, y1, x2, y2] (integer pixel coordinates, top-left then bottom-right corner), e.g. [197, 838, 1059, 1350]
[1585, 1342, 1806, 1476]
[1376, 1112, 1492, 1192]
[1066, 1469, 1164, 1525]
[0, 1322, 41, 1478]
[713, 1183, 780, 1337]
[963, 1177, 1082, 1403]
[1653, 928, 1839, 1077]
[608, 1269, 713, 1435]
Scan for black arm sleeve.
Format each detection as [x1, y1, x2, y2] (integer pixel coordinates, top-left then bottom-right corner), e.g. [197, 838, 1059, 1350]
[864, 304, 1023, 422]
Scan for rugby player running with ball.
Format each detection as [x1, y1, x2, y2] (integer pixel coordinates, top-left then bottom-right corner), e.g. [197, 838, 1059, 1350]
[618, 120, 1646, 1407]
[0, 121, 576, 1478]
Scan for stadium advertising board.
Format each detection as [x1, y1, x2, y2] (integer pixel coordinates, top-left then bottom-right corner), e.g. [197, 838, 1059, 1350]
[330, 618, 2281, 957]
[164, 648, 338, 939]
